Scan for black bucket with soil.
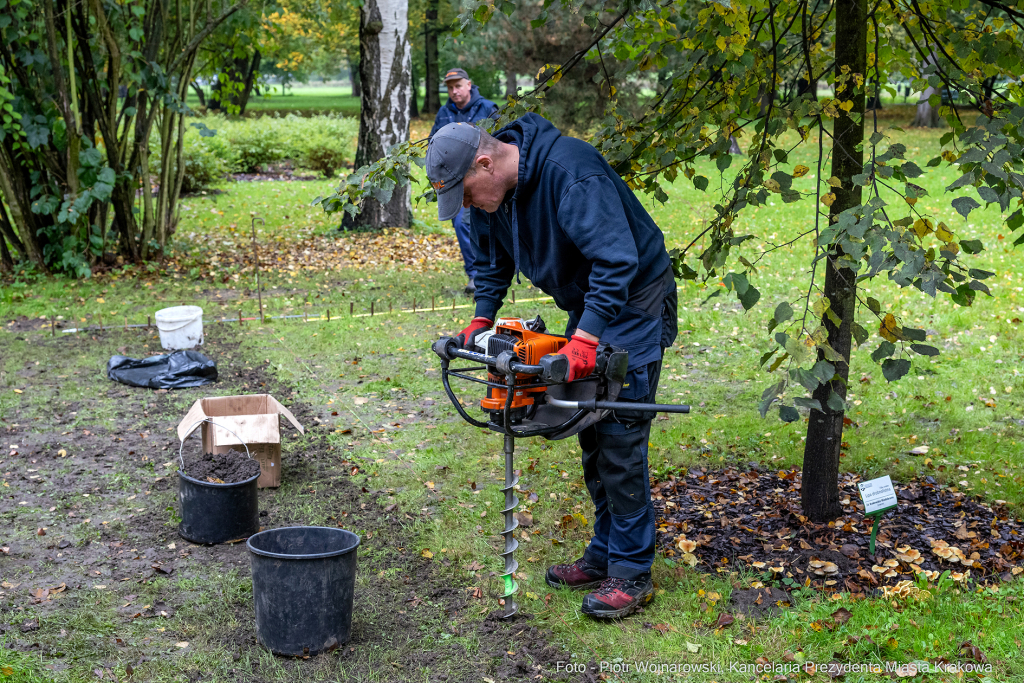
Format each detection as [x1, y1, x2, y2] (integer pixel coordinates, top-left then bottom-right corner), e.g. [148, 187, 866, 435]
[247, 526, 360, 656]
[178, 419, 261, 545]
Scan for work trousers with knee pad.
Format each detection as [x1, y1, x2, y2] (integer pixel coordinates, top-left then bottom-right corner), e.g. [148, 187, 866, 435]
[579, 358, 662, 580]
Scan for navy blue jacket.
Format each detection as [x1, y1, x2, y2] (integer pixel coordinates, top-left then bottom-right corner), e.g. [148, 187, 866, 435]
[429, 85, 499, 138]
[470, 114, 673, 366]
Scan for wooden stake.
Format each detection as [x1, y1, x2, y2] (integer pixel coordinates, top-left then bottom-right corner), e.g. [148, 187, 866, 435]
[512, 289, 516, 304]
[51, 316, 55, 337]
[349, 302, 354, 316]
[452, 298, 456, 311]
[412, 298, 416, 313]
[389, 302, 393, 314]
[371, 301, 374, 316]
[147, 315, 151, 328]
[327, 309, 331, 322]
[98, 313, 102, 330]
[239, 310, 243, 326]
[251, 217, 265, 324]
[431, 296, 435, 311]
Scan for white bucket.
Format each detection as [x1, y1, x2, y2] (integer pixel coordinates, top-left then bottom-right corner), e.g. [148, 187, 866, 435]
[155, 306, 204, 350]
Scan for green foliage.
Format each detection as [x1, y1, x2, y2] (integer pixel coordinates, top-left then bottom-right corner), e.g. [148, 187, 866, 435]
[229, 123, 286, 173]
[324, 0, 1024, 436]
[303, 132, 351, 178]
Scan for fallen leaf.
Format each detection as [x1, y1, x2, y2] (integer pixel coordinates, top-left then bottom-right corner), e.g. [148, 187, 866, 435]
[716, 613, 735, 628]
[514, 512, 534, 527]
[831, 607, 853, 625]
[685, 642, 701, 653]
[353, 397, 369, 405]
[175, 642, 189, 648]
[894, 663, 918, 678]
[464, 561, 484, 571]
[421, 549, 433, 559]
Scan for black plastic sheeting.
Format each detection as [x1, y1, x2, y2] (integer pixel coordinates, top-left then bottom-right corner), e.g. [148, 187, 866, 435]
[107, 350, 218, 389]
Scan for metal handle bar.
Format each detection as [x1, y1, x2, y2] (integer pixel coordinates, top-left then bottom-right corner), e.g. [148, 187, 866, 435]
[545, 397, 690, 414]
[178, 417, 252, 471]
[433, 338, 545, 376]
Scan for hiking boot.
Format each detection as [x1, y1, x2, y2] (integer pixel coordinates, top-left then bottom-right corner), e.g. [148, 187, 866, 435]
[581, 576, 654, 619]
[464, 278, 476, 296]
[545, 557, 608, 590]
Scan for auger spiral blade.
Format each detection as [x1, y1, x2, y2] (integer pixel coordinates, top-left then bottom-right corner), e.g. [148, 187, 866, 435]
[499, 434, 520, 618]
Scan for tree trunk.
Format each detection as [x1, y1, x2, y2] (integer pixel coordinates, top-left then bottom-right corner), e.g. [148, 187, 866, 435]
[236, 50, 261, 115]
[410, 62, 420, 119]
[505, 70, 517, 99]
[191, 81, 207, 108]
[797, 77, 818, 101]
[0, 144, 48, 269]
[0, 230, 11, 273]
[353, 0, 411, 230]
[348, 57, 362, 98]
[424, 0, 440, 113]
[801, 0, 866, 523]
[910, 86, 941, 127]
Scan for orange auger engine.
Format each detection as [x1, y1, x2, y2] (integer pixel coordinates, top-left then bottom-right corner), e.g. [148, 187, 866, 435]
[479, 318, 567, 414]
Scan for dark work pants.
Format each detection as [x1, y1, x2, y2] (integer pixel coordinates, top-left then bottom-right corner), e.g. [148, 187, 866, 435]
[452, 207, 476, 280]
[579, 358, 662, 580]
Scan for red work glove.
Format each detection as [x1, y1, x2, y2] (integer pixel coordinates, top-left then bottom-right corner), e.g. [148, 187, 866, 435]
[557, 334, 598, 382]
[456, 317, 493, 350]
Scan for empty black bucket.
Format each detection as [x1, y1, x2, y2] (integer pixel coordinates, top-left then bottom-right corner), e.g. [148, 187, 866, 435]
[177, 418, 260, 545]
[247, 526, 360, 656]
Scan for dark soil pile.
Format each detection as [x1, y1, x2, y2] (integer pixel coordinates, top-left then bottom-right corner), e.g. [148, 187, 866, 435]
[653, 465, 1024, 594]
[181, 450, 261, 483]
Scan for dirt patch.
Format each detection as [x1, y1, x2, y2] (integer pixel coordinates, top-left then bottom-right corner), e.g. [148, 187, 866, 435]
[180, 449, 261, 483]
[653, 465, 1024, 595]
[728, 587, 793, 619]
[0, 325, 585, 682]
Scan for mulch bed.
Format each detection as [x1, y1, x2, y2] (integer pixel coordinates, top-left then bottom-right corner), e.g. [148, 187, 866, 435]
[652, 465, 1024, 594]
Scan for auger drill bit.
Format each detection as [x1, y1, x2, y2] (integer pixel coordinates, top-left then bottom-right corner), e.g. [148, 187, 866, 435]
[499, 433, 519, 618]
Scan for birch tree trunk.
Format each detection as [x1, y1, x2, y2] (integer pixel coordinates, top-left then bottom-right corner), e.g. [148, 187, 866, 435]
[911, 86, 941, 127]
[353, 0, 411, 229]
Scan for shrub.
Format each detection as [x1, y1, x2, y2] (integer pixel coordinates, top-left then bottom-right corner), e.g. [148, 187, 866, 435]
[178, 134, 230, 193]
[302, 133, 350, 177]
[147, 122, 231, 193]
[228, 124, 284, 173]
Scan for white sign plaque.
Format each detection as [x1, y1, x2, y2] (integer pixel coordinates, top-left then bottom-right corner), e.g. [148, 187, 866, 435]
[858, 475, 898, 515]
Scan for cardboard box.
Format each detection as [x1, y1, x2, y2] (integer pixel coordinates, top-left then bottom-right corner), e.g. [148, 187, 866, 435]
[176, 394, 304, 488]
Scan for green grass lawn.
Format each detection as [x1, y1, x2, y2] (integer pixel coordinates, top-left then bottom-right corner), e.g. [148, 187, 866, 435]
[187, 84, 362, 117]
[2, 116, 1023, 681]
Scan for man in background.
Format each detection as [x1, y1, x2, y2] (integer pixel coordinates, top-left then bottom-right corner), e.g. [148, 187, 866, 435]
[429, 68, 499, 296]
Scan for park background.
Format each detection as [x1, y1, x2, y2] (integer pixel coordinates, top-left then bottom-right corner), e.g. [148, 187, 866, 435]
[2, 0, 1024, 680]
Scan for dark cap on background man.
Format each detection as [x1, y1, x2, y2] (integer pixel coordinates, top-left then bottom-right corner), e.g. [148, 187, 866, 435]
[443, 67, 470, 83]
[425, 122, 481, 221]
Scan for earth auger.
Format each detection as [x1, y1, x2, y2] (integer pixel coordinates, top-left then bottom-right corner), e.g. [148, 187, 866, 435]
[432, 316, 691, 619]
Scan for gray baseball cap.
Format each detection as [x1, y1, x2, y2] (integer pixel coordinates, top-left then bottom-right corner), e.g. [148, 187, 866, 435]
[426, 122, 481, 221]
[443, 67, 470, 83]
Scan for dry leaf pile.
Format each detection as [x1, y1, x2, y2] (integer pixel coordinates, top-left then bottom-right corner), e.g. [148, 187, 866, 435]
[653, 465, 1024, 593]
[179, 228, 461, 277]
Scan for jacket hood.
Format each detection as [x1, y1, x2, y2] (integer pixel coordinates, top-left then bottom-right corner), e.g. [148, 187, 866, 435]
[493, 113, 562, 199]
